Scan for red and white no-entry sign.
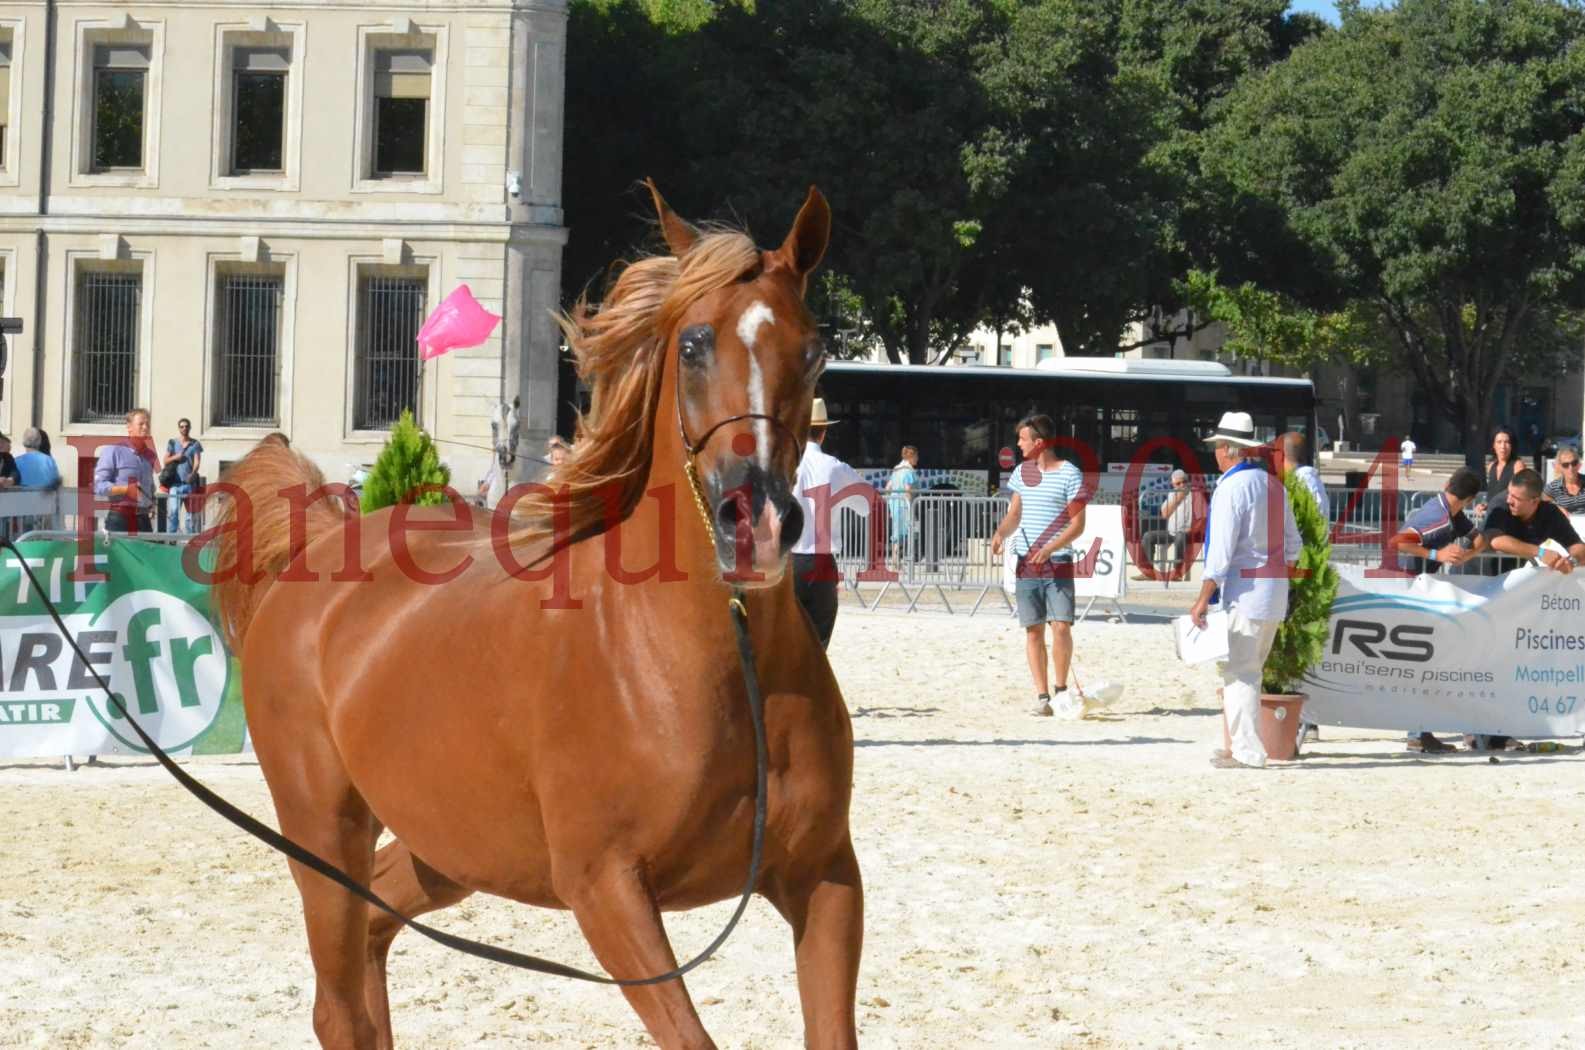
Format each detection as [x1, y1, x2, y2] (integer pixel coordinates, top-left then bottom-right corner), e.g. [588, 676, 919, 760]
[997, 446, 1015, 470]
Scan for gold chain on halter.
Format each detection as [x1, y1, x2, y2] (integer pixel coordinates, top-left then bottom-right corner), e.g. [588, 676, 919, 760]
[682, 457, 718, 550]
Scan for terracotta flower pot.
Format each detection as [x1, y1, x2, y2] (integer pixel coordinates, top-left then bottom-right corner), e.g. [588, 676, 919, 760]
[1220, 692, 1307, 762]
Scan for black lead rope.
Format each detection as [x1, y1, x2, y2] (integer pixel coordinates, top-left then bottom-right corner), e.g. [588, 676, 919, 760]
[10, 533, 767, 987]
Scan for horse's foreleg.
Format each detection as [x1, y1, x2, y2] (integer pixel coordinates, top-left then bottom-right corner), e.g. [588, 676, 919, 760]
[278, 793, 383, 1050]
[560, 866, 716, 1050]
[764, 839, 864, 1050]
[364, 841, 474, 1050]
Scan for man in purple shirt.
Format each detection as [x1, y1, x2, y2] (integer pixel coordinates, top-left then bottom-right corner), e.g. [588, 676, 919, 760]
[93, 408, 158, 533]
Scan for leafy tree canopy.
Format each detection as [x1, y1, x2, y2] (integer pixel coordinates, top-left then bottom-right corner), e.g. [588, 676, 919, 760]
[1203, 0, 1585, 462]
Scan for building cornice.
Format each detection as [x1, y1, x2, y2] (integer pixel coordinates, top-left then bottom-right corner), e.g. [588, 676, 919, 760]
[0, 213, 570, 245]
[36, 1, 566, 12]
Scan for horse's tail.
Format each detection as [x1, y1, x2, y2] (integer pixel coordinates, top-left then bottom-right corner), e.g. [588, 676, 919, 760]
[209, 443, 351, 653]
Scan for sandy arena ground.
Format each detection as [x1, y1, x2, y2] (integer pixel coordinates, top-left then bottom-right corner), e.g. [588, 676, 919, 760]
[4, 603, 1585, 1049]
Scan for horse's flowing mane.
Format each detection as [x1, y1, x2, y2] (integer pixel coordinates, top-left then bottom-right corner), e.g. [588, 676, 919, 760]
[506, 227, 761, 551]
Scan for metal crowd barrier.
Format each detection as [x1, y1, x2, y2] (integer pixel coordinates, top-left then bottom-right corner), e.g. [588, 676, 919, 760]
[835, 492, 1013, 615]
[828, 476, 1556, 615]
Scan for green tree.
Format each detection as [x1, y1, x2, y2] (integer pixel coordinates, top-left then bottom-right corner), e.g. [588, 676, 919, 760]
[978, 0, 1324, 355]
[1180, 269, 1393, 437]
[360, 410, 451, 514]
[1204, 0, 1585, 465]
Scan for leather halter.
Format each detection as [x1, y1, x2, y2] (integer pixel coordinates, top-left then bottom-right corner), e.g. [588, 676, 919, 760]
[674, 349, 802, 542]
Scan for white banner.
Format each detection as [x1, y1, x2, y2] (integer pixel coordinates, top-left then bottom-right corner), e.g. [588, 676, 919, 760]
[1302, 562, 1585, 736]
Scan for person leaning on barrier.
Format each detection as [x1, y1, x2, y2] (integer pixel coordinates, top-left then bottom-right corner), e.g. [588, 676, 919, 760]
[1390, 467, 1487, 754]
[14, 428, 60, 489]
[1392, 467, 1488, 576]
[93, 408, 158, 533]
[1188, 411, 1301, 770]
[791, 398, 870, 650]
[1482, 468, 1585, 574]
[1138, 469, 1194, 581]
[1543, 446, 1585, 513]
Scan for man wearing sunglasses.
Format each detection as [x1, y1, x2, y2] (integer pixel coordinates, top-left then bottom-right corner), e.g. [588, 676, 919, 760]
[1483, 469, 1585, 574]
[1543, 447, 1585, 513]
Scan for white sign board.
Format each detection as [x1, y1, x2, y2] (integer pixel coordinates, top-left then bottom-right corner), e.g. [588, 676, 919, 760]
[1073, 505, 1127, 599]
[1302, 563, 1585, 737]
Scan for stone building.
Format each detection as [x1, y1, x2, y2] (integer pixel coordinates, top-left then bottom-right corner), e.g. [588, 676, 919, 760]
[0, 0, 567, 489]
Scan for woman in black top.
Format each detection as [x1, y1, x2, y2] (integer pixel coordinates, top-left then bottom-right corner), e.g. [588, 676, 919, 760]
[1484, 427, 1520, 501]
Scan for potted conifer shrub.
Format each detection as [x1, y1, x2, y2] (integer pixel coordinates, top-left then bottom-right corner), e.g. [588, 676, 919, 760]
[1257, 468, 1339, 759]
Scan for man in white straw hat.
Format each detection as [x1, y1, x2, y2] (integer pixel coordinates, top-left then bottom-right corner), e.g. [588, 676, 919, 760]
[791, 397, 871, 649]
[1188, 411, 1300, 769]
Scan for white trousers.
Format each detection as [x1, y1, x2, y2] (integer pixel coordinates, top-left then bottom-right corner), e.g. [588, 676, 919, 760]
[1220, 609, 1280, 768]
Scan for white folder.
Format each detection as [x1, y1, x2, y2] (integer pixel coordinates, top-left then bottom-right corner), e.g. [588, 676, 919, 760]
[1173, 610, 1230, 666]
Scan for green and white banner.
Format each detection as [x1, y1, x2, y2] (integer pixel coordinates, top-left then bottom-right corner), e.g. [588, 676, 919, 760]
[0, 538, 246, 758]
[1304, 562, 1585, 737]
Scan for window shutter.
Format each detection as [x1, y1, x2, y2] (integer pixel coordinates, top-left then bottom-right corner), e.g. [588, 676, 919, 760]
[0, 44, 10, 125]
[374, 49, 432, 100]
[94, 44, 151, 69]
[234, 47, 290, 73]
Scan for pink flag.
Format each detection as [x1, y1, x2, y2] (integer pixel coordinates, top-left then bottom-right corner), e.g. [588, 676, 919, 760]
[416, 284, 502, 360]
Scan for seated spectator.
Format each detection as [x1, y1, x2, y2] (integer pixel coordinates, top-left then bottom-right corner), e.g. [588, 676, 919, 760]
[1391, 467, 1487, 754]
[1543, 446, 1585, 513]
[1483, 469, 1585, 574]
[1137, 469, 1194, 580]
[13, 428, 59, 489]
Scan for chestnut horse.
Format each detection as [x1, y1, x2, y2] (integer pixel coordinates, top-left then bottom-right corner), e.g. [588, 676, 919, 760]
[209, 185, 860, 1048]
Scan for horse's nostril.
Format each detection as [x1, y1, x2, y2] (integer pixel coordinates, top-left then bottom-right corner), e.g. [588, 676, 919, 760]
[715, 497, 744, 535]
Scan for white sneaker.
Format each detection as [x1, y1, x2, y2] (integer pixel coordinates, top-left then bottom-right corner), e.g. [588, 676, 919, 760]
[1052, 689, 1086, 720]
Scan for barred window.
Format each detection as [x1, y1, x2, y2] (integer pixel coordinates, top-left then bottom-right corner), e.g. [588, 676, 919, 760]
[214, 271, 283, 426]
[73, 268, 141, 422]
[354, 274, 425, 429]
[91, 44, 149, 172]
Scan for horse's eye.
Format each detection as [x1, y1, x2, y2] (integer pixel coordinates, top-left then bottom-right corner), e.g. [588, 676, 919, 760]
[678, 324, 714, 366]
[805, 342, 828, 379]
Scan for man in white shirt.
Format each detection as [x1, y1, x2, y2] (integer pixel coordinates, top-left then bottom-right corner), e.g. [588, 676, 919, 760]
[791, 398, 872, 649]
[1400, 436, 1417, 478]
[1188, 412, 1301, 769]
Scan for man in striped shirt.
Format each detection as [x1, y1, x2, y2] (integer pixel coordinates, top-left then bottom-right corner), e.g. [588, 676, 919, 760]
[991, 413, 1087, 718]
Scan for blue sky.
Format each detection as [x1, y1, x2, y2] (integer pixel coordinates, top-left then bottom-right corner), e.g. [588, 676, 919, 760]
[1289, 0, 1341, 22]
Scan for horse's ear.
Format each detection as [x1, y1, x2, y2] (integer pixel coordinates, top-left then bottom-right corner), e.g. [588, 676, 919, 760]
[644, 178, 698, 258]
[775, 185, 831, 283]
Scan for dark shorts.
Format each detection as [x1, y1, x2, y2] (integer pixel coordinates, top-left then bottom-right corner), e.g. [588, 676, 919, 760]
[1014, 565, 1076, 627]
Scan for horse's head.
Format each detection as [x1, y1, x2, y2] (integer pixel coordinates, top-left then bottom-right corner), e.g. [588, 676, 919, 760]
[490, 398, 521, 471]
[651, 181, 831, 586]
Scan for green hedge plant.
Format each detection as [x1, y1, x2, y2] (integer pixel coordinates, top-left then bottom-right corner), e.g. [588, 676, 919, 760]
[1263, 469, 1339, 695]
[360, 409, 451, 514]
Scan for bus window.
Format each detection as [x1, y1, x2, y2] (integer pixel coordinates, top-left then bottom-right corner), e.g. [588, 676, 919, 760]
[821, 392, 899, 470]
[912, 397, 991, 481]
